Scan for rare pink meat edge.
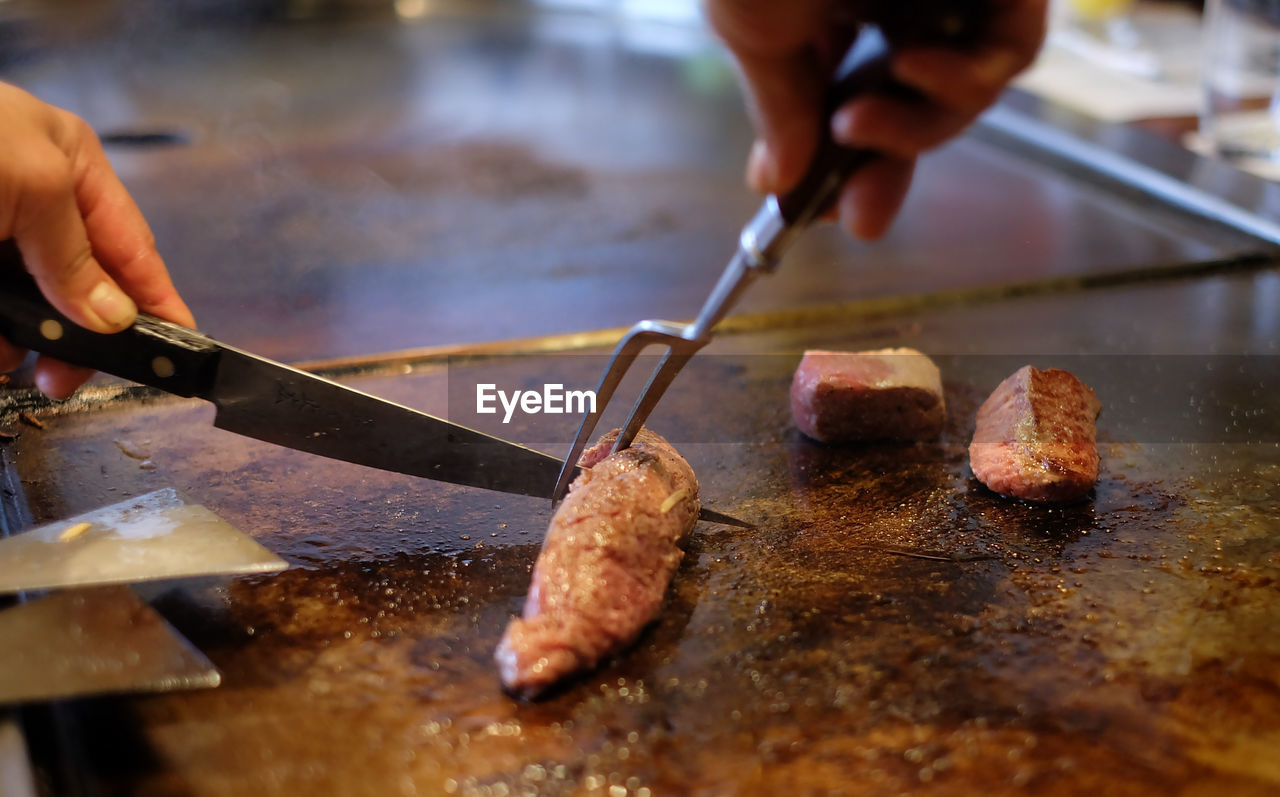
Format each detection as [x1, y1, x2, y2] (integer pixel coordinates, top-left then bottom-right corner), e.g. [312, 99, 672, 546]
[494, 428, 699, 699]
[790, 348, 946, 442]
[969, 366, 1102, 502]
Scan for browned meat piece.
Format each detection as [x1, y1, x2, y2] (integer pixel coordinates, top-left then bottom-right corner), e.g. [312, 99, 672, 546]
[969, 365, 1101, 503]
[790, 347, 946, 442]
[495, 428, 699, 699]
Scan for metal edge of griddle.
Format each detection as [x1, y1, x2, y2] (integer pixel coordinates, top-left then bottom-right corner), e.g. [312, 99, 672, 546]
[0, 444, 94, 797]
[278, 249, 1279, 379]
[976, 91, 1280, 249]
[0, 445, 40, 797]
[0, 510, 38, 793]
[0, 714, 37, 797]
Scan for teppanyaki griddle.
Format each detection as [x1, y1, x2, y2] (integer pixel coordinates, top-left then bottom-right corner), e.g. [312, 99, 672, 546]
[7, 265, 1280, 796]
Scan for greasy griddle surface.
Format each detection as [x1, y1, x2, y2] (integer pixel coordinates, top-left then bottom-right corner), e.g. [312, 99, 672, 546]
[11, 287, 1280, 796]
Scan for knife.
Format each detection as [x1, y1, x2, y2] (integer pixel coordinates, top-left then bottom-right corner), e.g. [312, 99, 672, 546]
[0, 243, 748, 526]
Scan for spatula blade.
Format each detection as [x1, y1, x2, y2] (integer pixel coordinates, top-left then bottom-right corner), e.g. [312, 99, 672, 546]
[0, 488, 286, 595]
[0, 585, 219, 705]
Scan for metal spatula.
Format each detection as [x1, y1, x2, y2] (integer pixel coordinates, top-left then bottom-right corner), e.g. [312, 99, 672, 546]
[0, 585, 220, 705]
[0, 488, 286, 595]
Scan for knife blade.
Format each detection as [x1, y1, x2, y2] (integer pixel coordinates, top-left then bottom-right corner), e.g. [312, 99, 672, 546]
[0, 244, 749, 526]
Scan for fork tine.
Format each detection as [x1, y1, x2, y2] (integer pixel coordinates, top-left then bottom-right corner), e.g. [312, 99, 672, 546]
[551, 328, 669, 502]
[611, 346, 696, 454]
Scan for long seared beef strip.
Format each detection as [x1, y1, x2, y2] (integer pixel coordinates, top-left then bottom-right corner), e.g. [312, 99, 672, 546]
[495, 428, 699, 699]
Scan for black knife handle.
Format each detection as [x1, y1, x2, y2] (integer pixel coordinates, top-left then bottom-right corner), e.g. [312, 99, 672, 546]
[776, 1, 989, 226]
[0, 240, 219, 397]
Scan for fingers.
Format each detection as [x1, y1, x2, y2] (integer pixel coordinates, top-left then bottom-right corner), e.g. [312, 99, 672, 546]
[34, 357, 94, 401]
[892, 46, 1024, 115]
[895, 0, 1047, 108]
[73, 119, 196, 328]
[8, 138, 139, 335]
[836, 155, 915, 241]
[831, 0, 1046, 160]
[0, 344, 93, 400]
[832, 95, 970, 158]
[844, 0, 1047, 155]
[706, 0, 857, 195]
[0, 339, 24, 374]
[712, 0, 1047, 246]
[0, 84, 197, 400]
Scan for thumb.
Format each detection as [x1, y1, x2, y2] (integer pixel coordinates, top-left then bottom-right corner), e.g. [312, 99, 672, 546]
[12, 151, 138, 334]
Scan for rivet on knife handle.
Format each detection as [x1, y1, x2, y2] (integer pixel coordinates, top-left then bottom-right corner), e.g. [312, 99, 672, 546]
[0, 240, 219, 397]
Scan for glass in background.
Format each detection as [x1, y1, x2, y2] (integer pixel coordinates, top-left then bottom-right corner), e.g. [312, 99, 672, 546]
[1200, 0, 1280, 162]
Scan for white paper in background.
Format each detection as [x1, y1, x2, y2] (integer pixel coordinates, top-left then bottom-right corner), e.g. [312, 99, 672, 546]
[1184, 129, 1280, 180]
[1014, 1, 1209, 122]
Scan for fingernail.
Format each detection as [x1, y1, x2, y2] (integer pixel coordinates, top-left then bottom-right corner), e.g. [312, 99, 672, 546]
[88, 280, 137, 331]
[746, 139, 777, 192]
[831, 106, 859, 145]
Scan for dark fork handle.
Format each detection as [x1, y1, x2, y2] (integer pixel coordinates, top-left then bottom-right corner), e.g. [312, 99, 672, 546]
[0, 240, 219, 397]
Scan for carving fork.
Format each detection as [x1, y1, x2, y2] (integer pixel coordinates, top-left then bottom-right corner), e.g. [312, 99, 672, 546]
[553, 11, 983, 502]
